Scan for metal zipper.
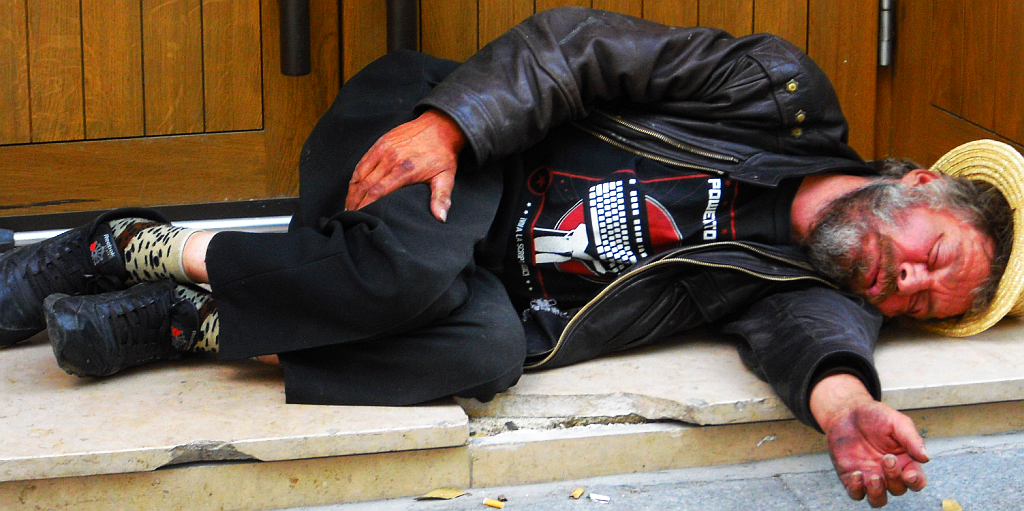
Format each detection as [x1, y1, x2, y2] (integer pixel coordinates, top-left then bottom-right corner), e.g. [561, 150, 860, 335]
[592, 109, 741, 163]
[571, 122, 724, 174]
[674, 240, 820, 273]
[527, 246, 833, 369]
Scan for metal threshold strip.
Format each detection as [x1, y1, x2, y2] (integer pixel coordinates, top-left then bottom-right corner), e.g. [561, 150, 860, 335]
[1, 198, 299, 251]
[13, 216, 292, 247]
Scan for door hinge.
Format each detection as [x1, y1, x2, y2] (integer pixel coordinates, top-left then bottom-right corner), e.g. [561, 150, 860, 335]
[879, 0, 896, 67]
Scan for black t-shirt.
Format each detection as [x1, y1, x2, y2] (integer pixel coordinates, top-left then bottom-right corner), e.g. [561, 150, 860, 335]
[498, 125, 801, 317]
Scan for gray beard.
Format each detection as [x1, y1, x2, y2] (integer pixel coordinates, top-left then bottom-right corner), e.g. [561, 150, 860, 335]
[802, 179, 916, 295]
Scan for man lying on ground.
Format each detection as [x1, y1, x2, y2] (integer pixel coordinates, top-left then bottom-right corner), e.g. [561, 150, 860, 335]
[2, 7, 1021, 508]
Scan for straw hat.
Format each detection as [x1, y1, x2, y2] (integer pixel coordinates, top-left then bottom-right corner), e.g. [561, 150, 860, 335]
[923, 139, 1024, 336]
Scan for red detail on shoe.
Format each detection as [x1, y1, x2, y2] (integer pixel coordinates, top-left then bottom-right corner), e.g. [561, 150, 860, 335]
[90, 241, 97, 252]
[171, 327, 183, 338]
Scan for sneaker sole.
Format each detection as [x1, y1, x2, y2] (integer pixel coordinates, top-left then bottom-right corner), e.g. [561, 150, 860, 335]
[45, 293, 118, 377]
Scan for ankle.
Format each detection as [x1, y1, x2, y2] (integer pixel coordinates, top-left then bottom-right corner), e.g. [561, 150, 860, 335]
[182, 231, 215, 284]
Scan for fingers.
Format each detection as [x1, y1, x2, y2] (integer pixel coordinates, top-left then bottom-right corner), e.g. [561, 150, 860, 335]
[892, 413, 930, 463]
[347, 148, 382, 211]
[843, 457, 928, 507]
[844, 471, 867, 502]
[902, 461, 927, 492]
[429, 171, 455, 222]
[346, 152, 410, 212]
[881, 454, 908, 496]
[346, 129, 413, 211]
[866, 473, 888, 508]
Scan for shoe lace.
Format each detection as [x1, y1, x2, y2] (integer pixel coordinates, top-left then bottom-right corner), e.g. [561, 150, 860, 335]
[16, 229, 122, 303]
[107, 290, 173, 354]
[15, 231, 92, 304]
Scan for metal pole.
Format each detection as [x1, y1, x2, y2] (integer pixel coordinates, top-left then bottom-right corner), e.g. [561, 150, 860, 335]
[387, 0, 419, 52]
[878, 0, 895, 67]
[280, 0, 312, 76]
[9, 217, 292, 248]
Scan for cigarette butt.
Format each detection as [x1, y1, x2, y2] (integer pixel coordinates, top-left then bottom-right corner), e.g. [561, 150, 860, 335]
[570, 488, 585, 499]
[483, 498, 505, 509]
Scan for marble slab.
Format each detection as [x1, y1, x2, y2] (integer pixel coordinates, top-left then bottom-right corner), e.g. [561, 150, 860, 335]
[0, 334, 468, 482]
[459, 318, 1024, 426]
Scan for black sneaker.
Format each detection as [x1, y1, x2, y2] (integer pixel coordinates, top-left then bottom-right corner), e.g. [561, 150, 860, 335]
[0, 208, 167, 347]
[45, 280, 199, 377]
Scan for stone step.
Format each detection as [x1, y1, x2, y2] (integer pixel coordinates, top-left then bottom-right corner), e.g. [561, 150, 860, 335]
[461, 319, 1024, 424]
[0, 335, 467, 483]
[2, 318, 1023, 510]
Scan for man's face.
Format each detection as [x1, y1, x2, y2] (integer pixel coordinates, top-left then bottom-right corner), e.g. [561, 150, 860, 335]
[806, 177, 995, 319]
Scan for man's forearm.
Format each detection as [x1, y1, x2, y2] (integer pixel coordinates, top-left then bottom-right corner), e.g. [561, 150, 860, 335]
[721, 286, 884, 428]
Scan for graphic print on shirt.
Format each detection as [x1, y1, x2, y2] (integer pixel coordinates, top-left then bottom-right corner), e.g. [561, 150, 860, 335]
[522, 166, 738, 285]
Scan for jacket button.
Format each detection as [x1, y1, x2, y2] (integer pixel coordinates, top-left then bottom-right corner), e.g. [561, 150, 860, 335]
[791, 127, 803, 138]
[795, 110, 806, 123]
[786, 80, 799, 92]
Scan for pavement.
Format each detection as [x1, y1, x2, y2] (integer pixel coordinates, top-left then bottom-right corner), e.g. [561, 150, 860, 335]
[283, 429, 1024, 511]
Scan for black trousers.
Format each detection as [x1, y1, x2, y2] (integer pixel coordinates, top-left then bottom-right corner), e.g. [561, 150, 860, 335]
[205, 51, 526, 406]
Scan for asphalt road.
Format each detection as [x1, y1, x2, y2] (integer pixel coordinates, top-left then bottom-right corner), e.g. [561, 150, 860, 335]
[284, 430, 1024, 511]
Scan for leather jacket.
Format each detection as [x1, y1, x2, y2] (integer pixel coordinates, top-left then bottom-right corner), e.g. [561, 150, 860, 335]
[418, 7, 884, 429]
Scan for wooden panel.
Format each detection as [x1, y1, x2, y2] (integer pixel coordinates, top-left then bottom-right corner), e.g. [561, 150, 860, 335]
[0, 0, 31, 145]
[341, 0, 387, 81]
[261, 0, 340, 196]
[643, 0, 698, 27]
[479, 0, 534, 48]
[27, 0, 85, 143]
[993, 0, 1024, 142]
[928, 0, 965, 117]
[82, 0, 144, 140]
[0, 133, 266, 213]
[536, 0, 591, 12]
[699, 0, 754, 36]
[928, 0, 1023, 147]
[422, 0, 478, 61]
[594, 0, 642, 17]
[202, 0, 263, 133]
[0, 0, 339, 215]
[885, 0, 1023, 164]
[808, 0, 876, 158]
[143, 0, 204, 136]
[961, 0, 998, 130]
[754, 0, 808, 49]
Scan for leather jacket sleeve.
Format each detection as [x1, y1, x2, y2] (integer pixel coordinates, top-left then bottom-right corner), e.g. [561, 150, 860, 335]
[417, 7, 783, 166]
[720, 287, 884, 430]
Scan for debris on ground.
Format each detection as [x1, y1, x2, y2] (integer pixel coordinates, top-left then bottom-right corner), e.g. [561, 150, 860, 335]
[942, 499, 963, 511]
[483, 497, 506, 508]
[414, 488, 467, 500]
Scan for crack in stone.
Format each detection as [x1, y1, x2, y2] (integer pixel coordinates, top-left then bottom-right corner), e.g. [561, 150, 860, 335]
[165, 440, 258, 466]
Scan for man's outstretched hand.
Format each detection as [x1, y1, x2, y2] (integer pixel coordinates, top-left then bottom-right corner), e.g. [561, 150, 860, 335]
[810, 374, 930, 508]
[346, 109, 466, 222]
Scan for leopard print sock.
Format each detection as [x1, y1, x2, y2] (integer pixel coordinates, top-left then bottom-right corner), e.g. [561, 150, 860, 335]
[173, 285, 220, 353]
[114, 222, 199, 285]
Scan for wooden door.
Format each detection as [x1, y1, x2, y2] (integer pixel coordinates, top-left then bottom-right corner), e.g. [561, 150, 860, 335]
[882, 0, 1024, 164]
[2, 0, 882, 220]
[0, 0, 339, 218]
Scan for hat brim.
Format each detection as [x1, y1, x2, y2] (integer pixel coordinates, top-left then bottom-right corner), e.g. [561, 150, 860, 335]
[922, 140, 1024, 337]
